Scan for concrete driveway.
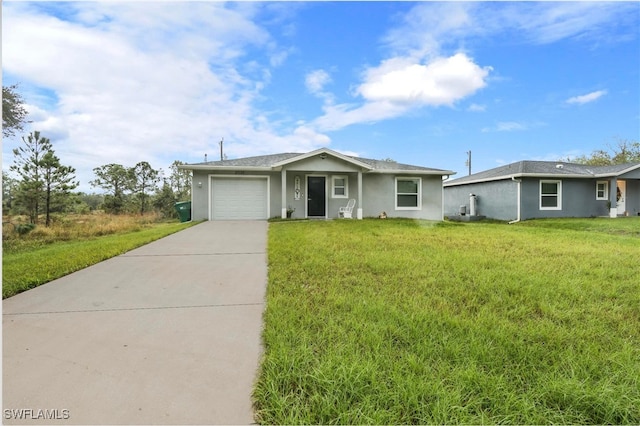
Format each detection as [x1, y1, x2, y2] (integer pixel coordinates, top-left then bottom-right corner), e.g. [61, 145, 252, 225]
[3, 221, 267, 425]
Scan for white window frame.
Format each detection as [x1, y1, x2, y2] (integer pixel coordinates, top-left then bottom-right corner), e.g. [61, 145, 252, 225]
[539, 180, 562, 210]
[395, 177, 422, 210]
[596, 181, 609, 200]
[331, 175, 348, 198]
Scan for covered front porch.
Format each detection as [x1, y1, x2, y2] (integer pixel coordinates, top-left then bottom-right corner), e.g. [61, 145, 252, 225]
[278, 169, 364, 220]
[608, 177, 640, 217]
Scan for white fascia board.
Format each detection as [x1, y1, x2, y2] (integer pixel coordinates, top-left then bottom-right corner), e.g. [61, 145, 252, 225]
[271, 147, 373, 170]
[444, 175, 515, 187]
[178, 164, 272, 171]
[368, 169, 455, 176]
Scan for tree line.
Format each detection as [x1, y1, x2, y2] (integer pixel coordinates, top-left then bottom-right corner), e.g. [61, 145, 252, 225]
[3, 85, 190, 224]
[2, 130, 191, 224]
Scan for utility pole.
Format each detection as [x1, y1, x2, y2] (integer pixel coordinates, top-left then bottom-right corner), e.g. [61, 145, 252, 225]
[465, 151, 472, 176]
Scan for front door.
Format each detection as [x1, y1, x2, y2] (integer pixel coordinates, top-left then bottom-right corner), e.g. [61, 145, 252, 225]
[617, 181, 626, 215]
[307, 176, 326, 217]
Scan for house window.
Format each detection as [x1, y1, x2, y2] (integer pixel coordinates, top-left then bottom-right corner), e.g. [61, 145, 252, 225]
[396, 177, 421, 210]
[596, 181, 608, 200]
[540, 180, 562, 210]
[332, 176, 348, 198]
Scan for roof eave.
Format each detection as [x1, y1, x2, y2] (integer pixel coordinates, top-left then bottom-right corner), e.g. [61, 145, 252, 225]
[595, 163, 640, 177]
[178, 164, 273, 171]
[368, 169, 455, 176]
[444, 171, 618, 186]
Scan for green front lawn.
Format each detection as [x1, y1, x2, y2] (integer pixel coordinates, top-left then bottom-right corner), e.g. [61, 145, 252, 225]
[254, 218, 640, 424]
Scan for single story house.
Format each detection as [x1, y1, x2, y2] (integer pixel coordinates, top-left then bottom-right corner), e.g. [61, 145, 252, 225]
[444, 160, 640, 221]
[179, 148, 454, 221]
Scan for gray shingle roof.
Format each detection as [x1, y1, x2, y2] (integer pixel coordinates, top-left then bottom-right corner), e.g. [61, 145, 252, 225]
[185, 151, 452, 174]
[445, 160, 640, 186]
[189, 153, 299, 167]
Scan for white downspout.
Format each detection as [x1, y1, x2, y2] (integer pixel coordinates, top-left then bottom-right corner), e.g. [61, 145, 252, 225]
[508, 176, 521, 224]
[442, 175, 450, 221]
[357, 170, 363, 219]
[281, 169, 287, 219]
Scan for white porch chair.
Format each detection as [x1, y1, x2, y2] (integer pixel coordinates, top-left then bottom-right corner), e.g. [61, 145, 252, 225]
[339, 199, 356, 219]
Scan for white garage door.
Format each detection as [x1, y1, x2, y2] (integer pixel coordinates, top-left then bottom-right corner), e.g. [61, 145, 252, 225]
[211, 177, 268, 220]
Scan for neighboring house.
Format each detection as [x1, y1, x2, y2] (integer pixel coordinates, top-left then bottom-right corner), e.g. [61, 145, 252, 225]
[179, 148, 454, 221]
[444, 161, 640, 221]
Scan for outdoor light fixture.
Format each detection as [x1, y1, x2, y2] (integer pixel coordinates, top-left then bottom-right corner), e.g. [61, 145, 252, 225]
[198, 181, 202, 188]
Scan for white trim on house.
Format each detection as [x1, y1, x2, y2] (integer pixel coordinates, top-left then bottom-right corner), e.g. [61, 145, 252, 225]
[395, 177, 422, 210]
[596, 181, 609, 200]
[331, 175, 348, 198]
[539, 179, 562, 210]
[208, 175, 270, 220]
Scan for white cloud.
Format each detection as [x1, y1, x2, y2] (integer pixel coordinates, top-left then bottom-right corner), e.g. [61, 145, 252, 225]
[482, 121, 546, 133]
[305, 69, 332, 95]
[383, 2, 475, 59]
[496, 121, 527, 132]
[310, 53, 491, 132]
[357, 53, 491, 107]
[468, 103, 486, 112]
[482, 121, 525, 133]
[503, 2, 638, 45]
[566, 90, 607, 105]
[313, 100, 408, 132]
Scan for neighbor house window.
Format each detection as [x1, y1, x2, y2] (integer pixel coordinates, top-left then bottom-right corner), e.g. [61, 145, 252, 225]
[396, 177, 421, 210]
[596, 181, 608, 200]
[332, 176, 348, 198]
[540, 180, 562, 210]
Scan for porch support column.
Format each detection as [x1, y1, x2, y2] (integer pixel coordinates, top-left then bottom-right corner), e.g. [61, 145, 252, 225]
[609, 178, 618, 218]
[281, 168, 287, 219]
[357, 170, 363, 219]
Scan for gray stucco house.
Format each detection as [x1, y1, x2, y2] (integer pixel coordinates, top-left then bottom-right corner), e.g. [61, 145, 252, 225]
[180, 148, 454, 221]
[444, 161, 640, 222]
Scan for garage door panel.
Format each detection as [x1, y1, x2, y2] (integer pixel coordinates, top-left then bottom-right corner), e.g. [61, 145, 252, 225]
[211, 178, 268, 220]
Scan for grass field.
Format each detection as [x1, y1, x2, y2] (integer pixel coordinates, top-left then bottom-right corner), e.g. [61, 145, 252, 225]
[254, 218, 640, 424]
[2, 213, 196, 298]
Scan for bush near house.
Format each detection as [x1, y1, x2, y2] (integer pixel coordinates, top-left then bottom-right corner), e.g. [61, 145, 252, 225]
[254, 218, 640, 424]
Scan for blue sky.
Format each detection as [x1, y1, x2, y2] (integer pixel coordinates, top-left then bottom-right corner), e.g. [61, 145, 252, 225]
[3, 1, 639, 192]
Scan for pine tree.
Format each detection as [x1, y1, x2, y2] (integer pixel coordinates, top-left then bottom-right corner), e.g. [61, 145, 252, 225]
[40, 151, 79, 226]
[10, 131, 52, 224]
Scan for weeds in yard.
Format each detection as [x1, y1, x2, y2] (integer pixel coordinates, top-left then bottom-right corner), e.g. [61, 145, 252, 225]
[2, 212, 164, 251]
[254, 218, 640, 424]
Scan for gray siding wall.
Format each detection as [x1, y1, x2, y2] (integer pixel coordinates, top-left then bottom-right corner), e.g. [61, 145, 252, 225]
[191, 170, 209, 221]
[362, 174, 443, 220]
[444, 180, 518, 221]
[520, 178, 609, 219]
